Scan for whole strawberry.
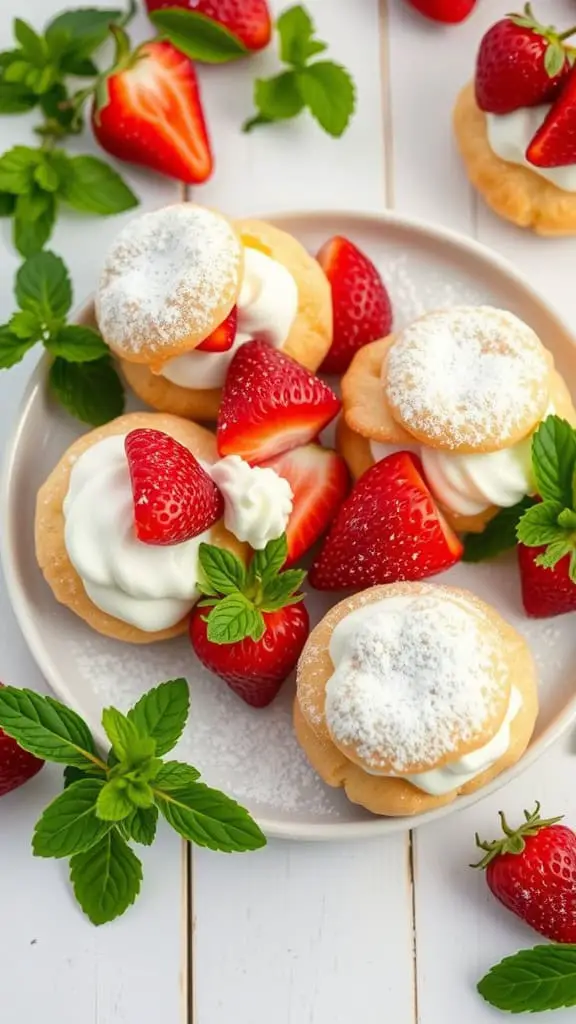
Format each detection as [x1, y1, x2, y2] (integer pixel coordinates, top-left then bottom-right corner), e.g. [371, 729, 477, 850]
[145, 0, 272, 52]
[517, 543, 576, 617]
[404, 0, 475, 24]
[473, 803, 576, 944]
[475, 4, 575, 115]
[190, 534, 309, 707]
[0, 684, 44, 797]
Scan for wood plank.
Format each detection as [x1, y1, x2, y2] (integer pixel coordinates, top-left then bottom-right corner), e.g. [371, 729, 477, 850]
[0, 4, 185, 1022]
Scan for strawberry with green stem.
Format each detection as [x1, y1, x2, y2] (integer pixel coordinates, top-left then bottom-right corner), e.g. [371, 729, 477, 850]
[191, 534, 309, 707]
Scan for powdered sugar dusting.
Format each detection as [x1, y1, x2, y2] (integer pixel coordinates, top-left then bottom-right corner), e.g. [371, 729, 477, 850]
[385, 306, 549, 449]
[95, 205, 242, 356]
[325, 591, 508, 772]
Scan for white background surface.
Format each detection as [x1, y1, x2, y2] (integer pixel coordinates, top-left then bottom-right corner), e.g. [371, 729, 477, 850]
[1, 1, 575, 1021]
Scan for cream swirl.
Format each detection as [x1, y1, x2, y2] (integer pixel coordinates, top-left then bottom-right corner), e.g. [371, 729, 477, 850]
[210, 455, 293, 550]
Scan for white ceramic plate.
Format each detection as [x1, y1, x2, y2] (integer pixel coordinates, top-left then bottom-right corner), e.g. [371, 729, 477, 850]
[3, 210, 576, 841]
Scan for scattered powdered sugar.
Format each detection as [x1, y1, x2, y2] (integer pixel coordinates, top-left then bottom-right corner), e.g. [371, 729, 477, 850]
[385, 306, 550, 448]
[95, 205, 242, 356]
[325, 591, 508, 772]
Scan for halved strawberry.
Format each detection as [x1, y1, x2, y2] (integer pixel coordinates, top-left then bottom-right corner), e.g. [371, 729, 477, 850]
[0, 684, 44, 797]
[310, 452, 463, 590]
[318, 236, 393, 375]
[527, 64, 576, 168]
[259, 444, 350, 565]
[125, 429, 224, 545]
[217, 340, 341, 464]
[197, 307, 237, 352]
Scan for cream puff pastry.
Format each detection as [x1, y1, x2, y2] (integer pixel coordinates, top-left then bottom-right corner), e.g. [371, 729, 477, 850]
[295, 582, 538, 817]
[339, 306, 576, 533]
[96, 204, 332, 421]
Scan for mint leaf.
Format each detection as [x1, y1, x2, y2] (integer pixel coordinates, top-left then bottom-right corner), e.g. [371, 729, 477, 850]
[198, 543, 245, 595]
[60, 55, 98, 77]
[297, 62, 355, 137]
[0, 145, 39, 193]
[0, 82, 36, 113]
[46, 8, 125, 60]
[149, 9, 247, 63]
[156, 783, 266, 852]
[13, 191, 56, 257]
[9, 309, 42, 339]
[121, 806, 158, 846]
[0, 192, 15, 216]
[70, 829, 143, 926]
[260, 569, 305, 612]
[532, 416, 576, 506]
[34, 158, 60, 193]
[39, 85, 77, 134]
[101, 706, 152, 762]
[477, 944, 576, 1013]
[13, 19, 46, 65]
[32, 779, 111, 858]
[60, 155, 138, 216]
[96, 780, 134, 822]
[516, 500, 566, 547]
[0, 686, 98, 767]
[0, 325, 36, 368]
[253, 72, 304, 121]
[535, 536, 573, 569]
[462, 498, 535, 562]
[155, 761, 201, 791]
[127, 679, 190, 757]
[250, 534, 288, 584]
[205, 593, 264, 644]
[45, 325, 108, 363]
[277, 5, 315, 65]
[63, 764, 103, 789]
[125, 780, 154, 809]
[49, 356, 125, 427]
[558, 508, 576, 529]
[15, 250, 71, 319]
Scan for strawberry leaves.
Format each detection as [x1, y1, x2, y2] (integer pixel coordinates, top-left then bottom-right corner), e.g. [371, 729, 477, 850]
[149, 8, 248, 62]
[243, 5, 355, 137]
[198, 535, 306, 645]
[478, 944, 576, 1014]
[0, 679, 265, 926]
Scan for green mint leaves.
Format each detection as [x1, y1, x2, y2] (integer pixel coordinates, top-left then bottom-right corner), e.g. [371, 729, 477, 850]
[198, 534, 306, 645]
[0, 249, 125, 426]
[0, 678, 266, 927]
[243, 5, 355, 137]
[0, 146, 137, 257]
[149, 8, 248, 62]
[477, 944, 576, 1014]
[462, 497, 535, 563]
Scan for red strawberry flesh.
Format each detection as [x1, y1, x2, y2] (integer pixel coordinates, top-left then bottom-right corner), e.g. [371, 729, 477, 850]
[197, 306, 238, 352]
[526, 65, 576, 167]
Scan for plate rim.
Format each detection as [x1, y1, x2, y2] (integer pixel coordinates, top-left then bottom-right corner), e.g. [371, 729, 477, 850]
[3, 206, 576, 842]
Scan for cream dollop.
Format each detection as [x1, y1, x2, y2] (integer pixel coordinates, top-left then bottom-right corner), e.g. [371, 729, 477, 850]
[160, 247, 299, 390]
[63, 435, 208, 632]
[486, 106, 576, 193]
[210, 455, 293, 550]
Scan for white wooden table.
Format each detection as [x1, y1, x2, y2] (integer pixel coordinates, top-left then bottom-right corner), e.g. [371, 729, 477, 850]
[1, 1, 575, 1021]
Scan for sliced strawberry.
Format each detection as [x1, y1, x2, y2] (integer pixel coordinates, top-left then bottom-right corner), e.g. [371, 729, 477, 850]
[197, 307, 238, 352]
[217, 340, 341, 464]
[527, 64, 576, 168]
[518, 543, 576, 617]
[310, 452, 463, 590]
[92, 40, 213, 185]
[125, 429, 224, 545]
[318, 236, 392, 375]
[145, 0, 272, 52]
[0, 683, 44, 797]
[259, 444, 350, 565]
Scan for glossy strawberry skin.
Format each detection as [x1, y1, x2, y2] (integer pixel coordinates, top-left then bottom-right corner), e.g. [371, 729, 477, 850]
[475, 19, 571, 115]
[217, 340, 341, 465]
[404, 0, 475, 24]
[125, 429, 224, 545]
[145, 0, 272, 51]
[0, 684, 44, 797]
[518, 543, 576, 617]
[486, 825, 576, 942]
[190, 603, 309, 707]
[92, 41, 213, 185]
[527, 65, 576, 167]
[259, 444, 350, 566]
[317, 236, 393, 375]
[197, 307, 237, 352]
[310, 452, 463, 591]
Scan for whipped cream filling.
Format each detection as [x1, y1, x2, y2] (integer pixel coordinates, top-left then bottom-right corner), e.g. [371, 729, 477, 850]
[160, 247, 299, 390]
[210, 455, 293, 550]
[486, 106, 576, 193]
[63, 435, 208, 632]
[326, 597, 522, 798]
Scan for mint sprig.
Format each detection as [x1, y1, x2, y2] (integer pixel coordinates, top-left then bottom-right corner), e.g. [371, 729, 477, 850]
[198, 534, 306, 645]
[0, 679, 265, 926]
[478, 944, 576, 1013]
[243, 5, 355, 137]
[0, 249, 125, 426]
[462, 497, 535, 563]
